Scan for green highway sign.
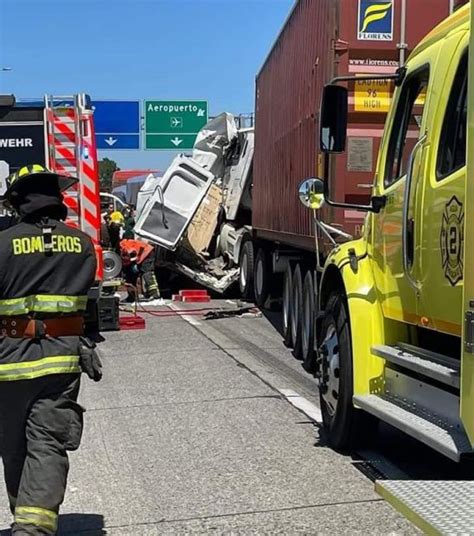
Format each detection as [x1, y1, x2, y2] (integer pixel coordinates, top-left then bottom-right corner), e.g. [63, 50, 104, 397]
[145, 100, 208, 150]
[145, 134, 200, 150]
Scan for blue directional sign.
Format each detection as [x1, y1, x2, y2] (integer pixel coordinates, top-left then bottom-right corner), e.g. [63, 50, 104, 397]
[92, 100, 140, 150]
[95, 133, 140, 150]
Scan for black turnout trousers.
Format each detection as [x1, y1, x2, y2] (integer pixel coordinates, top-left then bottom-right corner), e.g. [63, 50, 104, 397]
[123, 255, 160, 299]
[0, 374, 83, 535]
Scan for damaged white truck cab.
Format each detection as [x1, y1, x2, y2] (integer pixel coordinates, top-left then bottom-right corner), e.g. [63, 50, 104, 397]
[134, 113, 254, 293]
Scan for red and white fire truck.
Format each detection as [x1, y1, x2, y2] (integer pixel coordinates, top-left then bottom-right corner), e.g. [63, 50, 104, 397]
[0, 94, 106, 328]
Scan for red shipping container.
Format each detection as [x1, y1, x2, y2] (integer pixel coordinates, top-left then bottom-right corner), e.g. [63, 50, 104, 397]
[253, 0, 451, 250]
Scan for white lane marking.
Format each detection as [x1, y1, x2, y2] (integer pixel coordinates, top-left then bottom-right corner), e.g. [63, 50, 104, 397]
[169, 303, 201, 326]
[278, 388, 322, 423]
[226, 300, 237, 305]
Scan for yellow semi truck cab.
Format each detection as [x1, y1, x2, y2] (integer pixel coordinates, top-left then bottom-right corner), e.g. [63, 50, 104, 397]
[298, 6, 474, 529]
[300, 4, 474, 462]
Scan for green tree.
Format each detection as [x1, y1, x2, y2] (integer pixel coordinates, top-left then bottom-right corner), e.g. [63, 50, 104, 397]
[98, 158, 120, 192]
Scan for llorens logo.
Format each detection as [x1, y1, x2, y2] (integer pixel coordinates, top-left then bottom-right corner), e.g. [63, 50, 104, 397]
[358, 0, 394, 41]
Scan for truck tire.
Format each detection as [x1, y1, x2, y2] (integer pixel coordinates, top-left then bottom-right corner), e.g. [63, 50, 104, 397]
[254, 247, 270, 308]
[239, 240, 255, 301]
[319, 291, 377, 451]
[301, 270, 316, 372]
[291, 264, 304, 358]
[282, 264, 293, 347]
[270, 273, 284, 312]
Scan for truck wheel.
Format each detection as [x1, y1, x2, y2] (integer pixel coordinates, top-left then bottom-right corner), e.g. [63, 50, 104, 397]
[254, 248, 270, 308]
[282, 264, 293, 347]
[270, 273, 284, 312]
[319, 292, 377, 451]
[301, 270, 316, 372]
[239, 240, 255, 301]
[291, 264, 304, 358]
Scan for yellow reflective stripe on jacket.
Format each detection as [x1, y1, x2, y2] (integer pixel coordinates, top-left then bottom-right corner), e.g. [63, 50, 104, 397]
[0, 294, 88, 316]
[15, 506, 58, 532]
[0, 356, 80, 381]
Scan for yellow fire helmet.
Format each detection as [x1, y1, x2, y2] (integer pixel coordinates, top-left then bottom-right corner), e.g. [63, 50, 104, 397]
[110, 210, 125, 225]
[5, 164, 78, 204]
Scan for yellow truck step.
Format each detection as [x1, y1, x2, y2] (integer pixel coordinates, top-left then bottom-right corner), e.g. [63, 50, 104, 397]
[353, 394, 473, 462]
[376, 480, 474, 535]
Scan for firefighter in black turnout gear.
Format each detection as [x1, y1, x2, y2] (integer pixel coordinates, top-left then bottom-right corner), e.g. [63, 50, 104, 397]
[0, 165, 101, 535]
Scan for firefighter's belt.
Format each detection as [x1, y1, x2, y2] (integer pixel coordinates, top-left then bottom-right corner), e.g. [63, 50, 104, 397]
[0, 317, 84, 338]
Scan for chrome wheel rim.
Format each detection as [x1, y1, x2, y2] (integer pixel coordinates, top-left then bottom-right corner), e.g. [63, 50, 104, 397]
[302, 292, 311, 355]
[291, 281, 300, 342]
[283, 276, 290, 331]
[240, 251, 248, 289]
[256, 257, 264, 297]
[319, 324, 340, 417]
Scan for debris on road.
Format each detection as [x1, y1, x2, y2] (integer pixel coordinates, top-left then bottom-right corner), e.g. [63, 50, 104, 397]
[203, 305, 261, 320]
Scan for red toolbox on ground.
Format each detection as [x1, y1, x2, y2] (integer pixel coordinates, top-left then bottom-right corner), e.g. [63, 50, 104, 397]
[172, 290, 211, 303]
[119, 315, 146, 330]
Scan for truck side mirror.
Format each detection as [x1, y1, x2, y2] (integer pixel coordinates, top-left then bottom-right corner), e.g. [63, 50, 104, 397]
[320, 85, 348, 153]
[0, 95, 15, 108]
[298, 178, 325, 210]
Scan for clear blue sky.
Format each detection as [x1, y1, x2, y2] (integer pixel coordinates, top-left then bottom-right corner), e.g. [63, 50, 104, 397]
[0, 0, 293, 172]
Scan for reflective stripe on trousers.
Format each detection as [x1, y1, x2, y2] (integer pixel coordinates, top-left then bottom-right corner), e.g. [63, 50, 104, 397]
[14, 506, 58, 533]
[0, 356, 81, 381]
[0, 294, 88, 316]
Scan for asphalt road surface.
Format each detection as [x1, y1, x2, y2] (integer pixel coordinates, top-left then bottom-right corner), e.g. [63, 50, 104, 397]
[0, 299, 439, 535]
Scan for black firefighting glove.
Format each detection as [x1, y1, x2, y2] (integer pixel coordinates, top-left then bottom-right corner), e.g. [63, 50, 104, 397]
[79, 337, 103, 382]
